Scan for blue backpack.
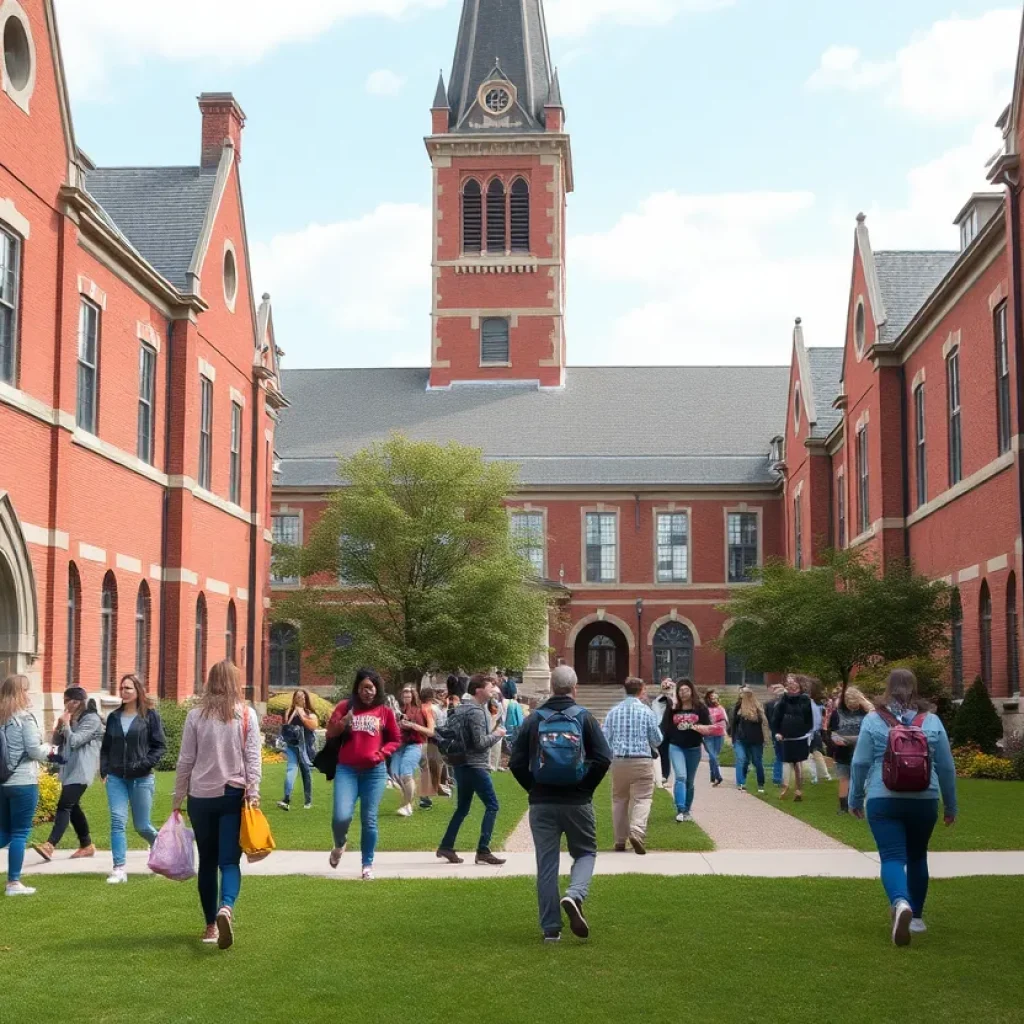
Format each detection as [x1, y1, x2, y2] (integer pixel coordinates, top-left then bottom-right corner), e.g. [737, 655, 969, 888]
[531, 705, 588, 786]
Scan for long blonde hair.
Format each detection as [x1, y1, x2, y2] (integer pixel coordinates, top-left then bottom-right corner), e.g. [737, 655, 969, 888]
[0, 675, 30, 725]
[843, 686, 873, 713]
[201, 660, 243, 724]
[737, 686, 764, 722]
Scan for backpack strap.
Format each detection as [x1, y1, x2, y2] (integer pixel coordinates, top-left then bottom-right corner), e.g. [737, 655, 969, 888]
[911, 712, 928, 729]
[875, 708, 898, 729]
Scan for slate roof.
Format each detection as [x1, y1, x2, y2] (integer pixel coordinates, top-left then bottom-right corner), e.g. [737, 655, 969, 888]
[806, 347, 844, 438]
[447, 0, 554, 131]
[84, 167, 219, 292]
[874, 251, 959, 344]
[275, 366, 789, 488]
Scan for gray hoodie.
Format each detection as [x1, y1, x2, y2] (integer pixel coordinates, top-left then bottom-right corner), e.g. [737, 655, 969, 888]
[1, 711, 51, 786]
[450, 700, 503, 767]
[54, 711, 104, 787]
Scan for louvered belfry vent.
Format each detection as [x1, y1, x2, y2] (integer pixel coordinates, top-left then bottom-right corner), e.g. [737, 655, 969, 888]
[486, 178, 507, 254]
[462, 179, 482, 254]
[481, 317, 510, 363]
[510, 178, 530, 253]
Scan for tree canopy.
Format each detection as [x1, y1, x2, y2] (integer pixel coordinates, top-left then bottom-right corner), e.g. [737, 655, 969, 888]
[718, 548, 952, 686]
[273, 435, 551, 681]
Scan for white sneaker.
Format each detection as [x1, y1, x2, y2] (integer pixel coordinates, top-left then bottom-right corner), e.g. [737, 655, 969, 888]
[736, 784, 745, 791]
[675, 812, 686, 823]
[5, 882, 36, 897]
[682, 812, 693, 822]
[396, 804, 413, 817]
[910, 918, 927, 934]
[892, 900, 913, 946]
[361, 866, 374, 881]
[106, 868, 129, 885]
[757, 788, 765, 794]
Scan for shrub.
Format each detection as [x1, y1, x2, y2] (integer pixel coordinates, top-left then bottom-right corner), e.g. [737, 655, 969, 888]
[855, 657, 949, 701]
[950, 677, 1004, 754]
[952, 744, 981, 777]
[155, 698, 200, 771]
[261, 714, 283, 740]
[1013, 750, 1024, 782]
[266, 691, 336, 725]
[34, 770, 61, 826]
[969, 754, 1018, 780]
[261, 748, 285, 765]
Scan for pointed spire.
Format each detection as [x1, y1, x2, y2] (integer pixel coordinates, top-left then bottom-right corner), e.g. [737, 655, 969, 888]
[432, 71, 449, 110]
[545, 69, 563, 108]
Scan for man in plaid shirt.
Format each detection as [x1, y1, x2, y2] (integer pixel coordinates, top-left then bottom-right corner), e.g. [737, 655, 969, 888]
[602, 678, 663, 855]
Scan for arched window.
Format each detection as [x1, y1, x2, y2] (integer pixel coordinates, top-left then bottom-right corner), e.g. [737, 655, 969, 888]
[510, 178, 530, 253]
[66, 563, 81, 686]
[979, 581, 992, 691]
[586, 634, 617, 684]
[725, 653, 764, 688]
[194, 593, 207, 695]
[226, 600, 237, 664]
[950, 588, 964, 698]
[653, 622, 694, 684]
[481, 317, 510, 364]
[135, 582, 151, 684]
[1007, 574, 1020, 697]
[100, 572, 118, 694]
[486, 178, 506, 254]
[269, 623, 300, 688]
[461, 179, 482, 254]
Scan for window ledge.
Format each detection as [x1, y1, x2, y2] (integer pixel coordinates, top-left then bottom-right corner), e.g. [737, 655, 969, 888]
[456, 257, 537, 275]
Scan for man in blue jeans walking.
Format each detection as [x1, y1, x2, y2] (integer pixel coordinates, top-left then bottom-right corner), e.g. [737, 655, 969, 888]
[436, 674, 506, 866]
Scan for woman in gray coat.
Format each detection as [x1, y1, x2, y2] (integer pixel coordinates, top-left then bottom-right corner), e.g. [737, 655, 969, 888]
[32, 687, 103, 862]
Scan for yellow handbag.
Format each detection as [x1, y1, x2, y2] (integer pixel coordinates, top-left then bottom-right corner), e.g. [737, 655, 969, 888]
[239, 709, 275, 863]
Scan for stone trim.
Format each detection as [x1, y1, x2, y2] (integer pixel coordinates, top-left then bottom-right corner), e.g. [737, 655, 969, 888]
[206, 578, 230, 596]
[0, 195, 30, 238]
[77, 275, 107, 310]
[115, 554, 142, 574]
[987, 554, 1009, 573]
[198, 357, 216, 382]
[136, 321, 160, 352]
[222, 239, 238, 313]
[906, 450, 1014, 528]
[911, 367, 926, 391]
[646, 610, 702, 648]
[188, 142, 235, 290]
[0, 1, 37, 115]
[20, 521, 68, 550]
[989, 281, 1009, 311]
[958, 564, 980, 583]
[71, 428, 169, 487]
[230, 387, 246, 407]
[566, 610, 636, 652]
[236, 587, 249, 602]
[164, 568, 199, 586]
[78, 542, 106, 564]
[942, 330, 961, 359]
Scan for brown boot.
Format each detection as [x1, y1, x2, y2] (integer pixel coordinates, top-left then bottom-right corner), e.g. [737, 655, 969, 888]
[475, 849, 506, 866]
[69, 844, 96, 860]
[32, 842, 54, 863]
[436, 848, 464, 865]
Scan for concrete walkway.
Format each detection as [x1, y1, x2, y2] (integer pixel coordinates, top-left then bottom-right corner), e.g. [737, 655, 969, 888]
[6, 848, 1022, 881]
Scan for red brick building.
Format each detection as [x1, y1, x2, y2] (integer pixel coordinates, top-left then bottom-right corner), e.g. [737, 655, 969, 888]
[0, 0, 284, 716]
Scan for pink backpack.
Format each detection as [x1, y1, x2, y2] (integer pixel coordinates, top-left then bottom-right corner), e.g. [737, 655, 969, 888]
[877, 710, 932, 792]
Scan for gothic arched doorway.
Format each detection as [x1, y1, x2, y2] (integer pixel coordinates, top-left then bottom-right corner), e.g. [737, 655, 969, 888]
[653, 622, 694, 683]
[574, 621, 629, 685]
[0, 492, 39, 681]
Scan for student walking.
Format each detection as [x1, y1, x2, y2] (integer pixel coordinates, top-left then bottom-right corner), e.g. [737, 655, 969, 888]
[772, 675, 814, 801]
[602, 677, 662, 854]
[1, 675, 51, 896]
[436, 674, 507, 866]
[661, 680, 711, 822]
[173, 661, 261, 948]
[850, 669, 957, 946]
[418, 685, 447, 809]
[510, 666, 612, 942]
[325, 668, 402, 879]
[652, 679, 675, 787]
[98, 674, 167, 884]
[703, 689, 728, 786]
[830, 686, 872, 813]
[32, 687, 103, 863]
[807, 680, 833, 784]
[730, 686, 770, 792]
[764, 683, 786, 787]
[393, 685, 435, 817]
[277, 690, 318, 812]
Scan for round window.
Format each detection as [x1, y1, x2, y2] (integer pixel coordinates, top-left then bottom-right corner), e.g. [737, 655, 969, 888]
[223, 245, 238, 308]
[483, 86, 512, 115]
[3, 16, 31, 92]
[794, 386, 801, 428]
[855, 299, 866, 354]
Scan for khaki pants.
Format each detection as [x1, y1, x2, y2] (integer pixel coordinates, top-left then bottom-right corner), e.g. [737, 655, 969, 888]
[611, 758, 656, 845]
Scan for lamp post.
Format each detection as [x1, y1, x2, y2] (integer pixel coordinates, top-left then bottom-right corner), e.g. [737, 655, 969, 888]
[635, 598, 644, 679]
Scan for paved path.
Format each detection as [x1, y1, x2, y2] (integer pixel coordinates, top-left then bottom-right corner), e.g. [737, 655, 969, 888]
[6, 848, 1022, 881]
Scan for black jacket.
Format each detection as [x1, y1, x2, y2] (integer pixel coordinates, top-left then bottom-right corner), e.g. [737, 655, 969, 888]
[509, 695, 612, 805]
[100, 708, 167, 779]
[730, 705, 768, 747]
[771, 693, 813, 740]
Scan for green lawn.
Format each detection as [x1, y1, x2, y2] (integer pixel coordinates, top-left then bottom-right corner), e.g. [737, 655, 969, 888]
[2, 876, 1019, 1024]
[32, 765, 712, 855]
[755, 778, 1024, 851]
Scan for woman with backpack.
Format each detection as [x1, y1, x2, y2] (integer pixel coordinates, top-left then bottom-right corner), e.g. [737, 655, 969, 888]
[173, 660, 262, 949]
[32, 687, 104, 864]
[393, 685, 434, 817]
[772, 675, 814, 801]
[99, 674, 167, 884]
[277, 690, 318, 812]
[703, 689, 728, 787]
[730, 686, 770, 793]
[325, 668, 401, 879]
[850, 669, 957, 947]
[660, 680, 712, 822]
[0, 675, 51, 896]
[829, 686, 872, 814]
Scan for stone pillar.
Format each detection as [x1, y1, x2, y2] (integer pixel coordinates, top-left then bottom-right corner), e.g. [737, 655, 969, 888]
[522, 617, 552, 696]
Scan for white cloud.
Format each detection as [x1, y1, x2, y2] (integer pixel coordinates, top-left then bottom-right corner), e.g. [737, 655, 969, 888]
[54, 0, 446, 97]
[808, 9, 1020, 122]
[250, 203, 431, 366]
[546, 0, 735, 37]
[365, 69, 406, 96]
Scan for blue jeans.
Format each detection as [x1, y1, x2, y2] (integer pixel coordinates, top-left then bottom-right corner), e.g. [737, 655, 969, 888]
[772, 739, 785, 785]
[703, 736, 725, 783]
[332, 762, 387, 867]
[440, 764, 499, 853]
[867, 798, 939, 916]
[187, 785, 244, 926]
[668, 745, 702, 814]
[0, 784, 39, 884]
[391, 743, 423, 778]
[284, 745, 312, 805]
[106, 774, 158, 868]
[734, 741, 765, 788]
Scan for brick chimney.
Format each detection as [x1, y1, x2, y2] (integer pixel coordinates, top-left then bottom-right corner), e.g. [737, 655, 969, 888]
[198, 93, 246, 168]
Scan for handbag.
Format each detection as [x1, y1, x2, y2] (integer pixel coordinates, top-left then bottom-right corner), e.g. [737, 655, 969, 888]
[239, 708, 275, 863]
[313, 701, 348, 780]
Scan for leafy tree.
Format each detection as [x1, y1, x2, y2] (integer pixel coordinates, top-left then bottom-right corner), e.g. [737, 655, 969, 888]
[718, 548, 952, 686]
[273, 435, 550, 682]
[950, 677, 1005, 754]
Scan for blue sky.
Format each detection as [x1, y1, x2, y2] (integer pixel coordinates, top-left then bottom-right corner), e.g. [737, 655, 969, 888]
[57, 1, 1022, 369]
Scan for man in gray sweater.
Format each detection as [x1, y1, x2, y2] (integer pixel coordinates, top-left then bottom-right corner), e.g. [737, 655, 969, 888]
[436, 674, 506, 865]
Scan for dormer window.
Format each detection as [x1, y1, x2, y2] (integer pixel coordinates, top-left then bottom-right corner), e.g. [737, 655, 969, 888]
[483, 86, 512, 115]
[954, 193, 1002, 251]
[959, 208, 979, 250]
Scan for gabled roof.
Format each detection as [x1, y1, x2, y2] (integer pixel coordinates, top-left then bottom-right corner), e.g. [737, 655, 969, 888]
[447, 0, 554, 132]
[806, 347, 844, 438]
[874, 251, 959, 344]
[275, 366, 788, 489]
[84, 166, 219, 292]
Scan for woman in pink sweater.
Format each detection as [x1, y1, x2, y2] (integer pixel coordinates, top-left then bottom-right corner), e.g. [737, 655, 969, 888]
[173, 661, 261, 949]
[703, 689, 729, 788]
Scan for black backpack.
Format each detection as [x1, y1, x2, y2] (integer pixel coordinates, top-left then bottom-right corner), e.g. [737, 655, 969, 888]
[434, 708, 469, 766]
[0, 719, 26, 785]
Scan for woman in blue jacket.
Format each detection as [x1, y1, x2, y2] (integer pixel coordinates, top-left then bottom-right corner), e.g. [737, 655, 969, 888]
[850, 669, 958, 947]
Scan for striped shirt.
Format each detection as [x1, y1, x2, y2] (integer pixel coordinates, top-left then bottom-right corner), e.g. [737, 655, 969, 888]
[602, 697, 663, 758]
